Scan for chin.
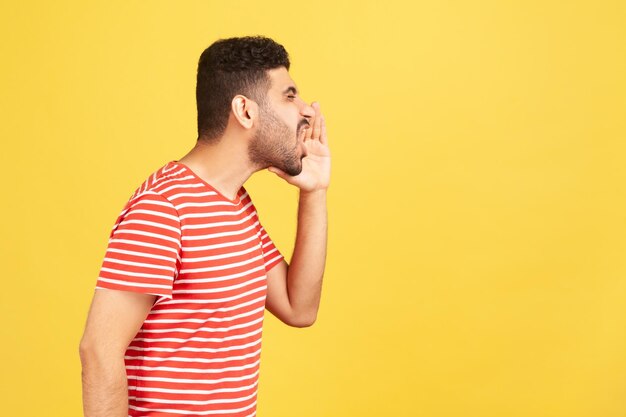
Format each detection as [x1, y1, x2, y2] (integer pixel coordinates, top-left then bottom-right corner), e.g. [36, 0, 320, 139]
[284, 162, 303, 177]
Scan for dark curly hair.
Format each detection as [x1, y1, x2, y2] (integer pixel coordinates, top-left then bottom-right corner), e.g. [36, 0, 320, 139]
[196, 36, 291, 142]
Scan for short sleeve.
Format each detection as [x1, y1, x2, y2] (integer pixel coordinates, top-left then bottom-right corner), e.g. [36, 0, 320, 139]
[95, 191, 182, 302]
[258, 224, 284, 273]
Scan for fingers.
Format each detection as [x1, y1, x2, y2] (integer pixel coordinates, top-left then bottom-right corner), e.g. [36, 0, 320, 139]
[319, 114, 327, 145]
[304, 120, 313, 141]
[299, 124, 308, 140]
[268, 166, 290, 180]
[312, 102, 322, 140]
[303, 100, 327, 145]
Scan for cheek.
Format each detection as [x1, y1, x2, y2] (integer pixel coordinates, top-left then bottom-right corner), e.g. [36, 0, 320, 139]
[286, 106, 300, 125]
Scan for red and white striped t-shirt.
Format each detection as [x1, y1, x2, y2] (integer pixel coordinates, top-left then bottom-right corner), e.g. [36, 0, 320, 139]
[95, 160, 284, 417]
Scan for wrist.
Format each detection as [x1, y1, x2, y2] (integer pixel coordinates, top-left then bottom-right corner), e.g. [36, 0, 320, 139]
[299, 188, 327, 198]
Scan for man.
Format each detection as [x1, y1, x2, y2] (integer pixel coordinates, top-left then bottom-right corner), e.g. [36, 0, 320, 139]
[79, 36, 330, 417]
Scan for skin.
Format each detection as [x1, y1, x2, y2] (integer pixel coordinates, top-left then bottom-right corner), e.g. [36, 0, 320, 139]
[248, 95, 310, 177]
[79, 66, 330, 416]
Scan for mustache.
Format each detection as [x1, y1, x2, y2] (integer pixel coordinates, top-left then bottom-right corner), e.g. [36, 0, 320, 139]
[298, 119, 310, 131]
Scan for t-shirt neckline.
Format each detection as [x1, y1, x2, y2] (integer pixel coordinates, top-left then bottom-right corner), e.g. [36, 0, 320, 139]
[170, 160, 242, 205]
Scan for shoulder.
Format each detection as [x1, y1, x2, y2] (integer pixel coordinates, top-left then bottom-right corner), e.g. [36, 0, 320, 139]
[123, 163, 184, 222]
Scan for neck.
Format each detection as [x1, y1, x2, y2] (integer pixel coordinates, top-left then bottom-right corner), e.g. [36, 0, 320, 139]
[176, 134, 257, 201]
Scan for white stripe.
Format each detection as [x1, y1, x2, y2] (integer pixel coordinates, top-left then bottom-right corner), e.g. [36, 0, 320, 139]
[138, 180, 146, 195]
[109, 238, 179, 255]
[182, 221, 260, 241]
[160, 166, 186, 176]
[162, 164, 179, 174]
[130, 197, 173, 209]
[144, 306, 265, 325]
[106, 247, 175, 262]
[264, 253, 283, 268]
[129, 380, 257, 395]
[169, 190, 218, 201]
[173, 275, 265, 295]
[149, 178, 207, 200]
[126, 358, 260, 374]
[127, 338, 261, 354]
[103, 257, 176, 273]
[180, 254, 263, 274]
[96, 279, 171, 290]
[179, 201, 253, 221]
[152, 174, 197, 189]
[181, 244, 260, 263]
[128, 208, 179, 223]
[126, 348, 261, 364]
[151, 296, 265, 315]
[114, 229, 181, 247]
[158, 182, 205, 194]
[132, 327, 262, 343]
[118, 219, 181, 235]
[114, 207, 130, 223]
[175, 200, 238, 210]
[100, 267, 173, 281]
[141, 170, 193, 192]
[181, 198, 250, 217]
[151, 286, 265, 305]
[175, 265, 265, 285]
[139, 316, 263, 334]
[129, 399, 256, 415]
[129, 389, 256, 406]
[174, 192, 248, 210]
[131, 369, 259, 385]
[181, 211, 255, 230]
[155, 173, 195, 184]
[262, 246, 278, 257]
[181, 233, 260, 252]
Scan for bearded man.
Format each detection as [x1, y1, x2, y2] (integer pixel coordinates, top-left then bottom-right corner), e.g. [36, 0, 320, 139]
[79, 35, 330, 417]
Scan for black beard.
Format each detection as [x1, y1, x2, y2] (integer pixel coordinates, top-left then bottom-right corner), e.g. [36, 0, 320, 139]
[248, 106, 303, 176]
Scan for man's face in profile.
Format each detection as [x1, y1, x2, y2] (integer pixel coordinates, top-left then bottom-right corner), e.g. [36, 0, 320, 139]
[248, 67, 313, 176]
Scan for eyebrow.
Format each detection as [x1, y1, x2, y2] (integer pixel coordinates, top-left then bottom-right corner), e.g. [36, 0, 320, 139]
[282, 86, 298, 95]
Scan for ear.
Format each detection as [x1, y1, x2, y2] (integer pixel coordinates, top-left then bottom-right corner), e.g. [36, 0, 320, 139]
[231, 95, 258, 130]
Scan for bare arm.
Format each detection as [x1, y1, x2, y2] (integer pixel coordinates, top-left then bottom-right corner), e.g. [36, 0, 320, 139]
[265, 189, 327, 327]
[266, 101, 330, 327]
[79, 289, 156, 417]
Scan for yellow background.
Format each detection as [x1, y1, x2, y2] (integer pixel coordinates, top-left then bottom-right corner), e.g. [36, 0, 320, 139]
[1, 1, 625, 416]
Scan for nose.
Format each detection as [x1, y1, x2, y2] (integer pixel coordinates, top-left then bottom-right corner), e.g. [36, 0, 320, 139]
[300, 100, 315, 120]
